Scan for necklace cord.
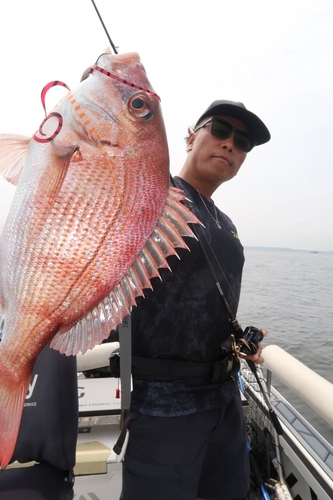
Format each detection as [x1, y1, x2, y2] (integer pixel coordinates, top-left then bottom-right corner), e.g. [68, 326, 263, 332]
[197, 191, 221, 229]
[195, 190, 241, 307]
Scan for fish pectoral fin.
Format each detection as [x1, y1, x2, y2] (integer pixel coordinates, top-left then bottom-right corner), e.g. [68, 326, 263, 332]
[0, 134, 31, 185]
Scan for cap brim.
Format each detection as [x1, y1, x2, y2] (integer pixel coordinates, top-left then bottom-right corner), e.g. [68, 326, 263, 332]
[196, 103, 270, 146]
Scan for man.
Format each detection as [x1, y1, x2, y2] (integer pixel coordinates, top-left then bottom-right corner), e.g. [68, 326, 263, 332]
[120, 100, 270, 500]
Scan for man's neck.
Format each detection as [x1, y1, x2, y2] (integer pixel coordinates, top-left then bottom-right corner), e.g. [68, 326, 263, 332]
[177, 169, 219, 200]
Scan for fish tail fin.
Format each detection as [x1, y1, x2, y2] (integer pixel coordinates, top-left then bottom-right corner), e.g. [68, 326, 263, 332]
[0, 374, 29, 470]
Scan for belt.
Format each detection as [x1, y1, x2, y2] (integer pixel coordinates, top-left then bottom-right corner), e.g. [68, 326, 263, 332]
[131, 356, 238, 383]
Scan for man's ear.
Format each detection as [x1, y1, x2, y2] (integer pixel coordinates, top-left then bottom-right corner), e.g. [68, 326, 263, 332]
[187, 132, 196, 152]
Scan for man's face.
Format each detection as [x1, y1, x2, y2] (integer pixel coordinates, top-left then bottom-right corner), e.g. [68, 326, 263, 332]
[187, 115, 248, 186]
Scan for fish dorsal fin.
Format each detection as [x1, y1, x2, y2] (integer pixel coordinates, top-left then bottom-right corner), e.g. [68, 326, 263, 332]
[50, 186, 201, 356]
[0, 134, 31, 185]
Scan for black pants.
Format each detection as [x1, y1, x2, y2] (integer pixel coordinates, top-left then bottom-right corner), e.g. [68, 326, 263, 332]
[0, 462, 73, 500]
[121, 394, 250, 500]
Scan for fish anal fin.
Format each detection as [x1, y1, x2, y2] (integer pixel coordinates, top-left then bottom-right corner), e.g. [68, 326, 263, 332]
[50, 306, 112, 356]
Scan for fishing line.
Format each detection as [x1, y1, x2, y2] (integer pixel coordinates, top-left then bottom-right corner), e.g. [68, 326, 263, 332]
[90, 0, 118, 54]
[89, 3, 161, 100]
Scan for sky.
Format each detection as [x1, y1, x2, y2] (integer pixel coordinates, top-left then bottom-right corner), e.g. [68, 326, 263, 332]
[0, 0, 332, 251]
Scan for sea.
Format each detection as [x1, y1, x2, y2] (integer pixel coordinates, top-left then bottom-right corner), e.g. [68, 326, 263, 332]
[237, 247, 333, 446]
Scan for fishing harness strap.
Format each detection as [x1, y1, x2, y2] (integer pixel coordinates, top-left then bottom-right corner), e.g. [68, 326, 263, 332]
[131, 355, 237, 383]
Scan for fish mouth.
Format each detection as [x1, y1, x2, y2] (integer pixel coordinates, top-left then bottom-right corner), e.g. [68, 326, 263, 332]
[99, 48, 141, 64]
[95, 51, 153, 96]
[96, 51, 145, 77]
[109, 52, 144, 75]
[110, 52, 141, 64]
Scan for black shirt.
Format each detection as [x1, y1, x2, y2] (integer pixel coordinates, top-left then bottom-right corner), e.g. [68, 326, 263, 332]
[130, 177, 244, 416]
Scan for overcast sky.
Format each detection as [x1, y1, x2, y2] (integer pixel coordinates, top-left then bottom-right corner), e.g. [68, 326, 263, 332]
[0, 0, 332, 251]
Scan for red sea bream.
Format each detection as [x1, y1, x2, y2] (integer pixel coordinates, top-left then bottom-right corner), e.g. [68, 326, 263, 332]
[0, 50, 199, 469]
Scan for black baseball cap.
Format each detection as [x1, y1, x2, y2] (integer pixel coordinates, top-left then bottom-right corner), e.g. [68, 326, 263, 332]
[195, 100, 270, 146]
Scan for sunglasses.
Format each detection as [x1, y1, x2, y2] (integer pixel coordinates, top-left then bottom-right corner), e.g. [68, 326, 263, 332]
[194, 117, 257, 152]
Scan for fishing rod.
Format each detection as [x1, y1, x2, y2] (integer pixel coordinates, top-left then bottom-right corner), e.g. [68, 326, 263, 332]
[91, 0, 118, 54]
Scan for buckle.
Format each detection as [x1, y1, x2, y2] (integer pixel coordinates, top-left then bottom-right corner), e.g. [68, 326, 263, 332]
[230, 334, 241, 363]
[211, 358, 233, 383]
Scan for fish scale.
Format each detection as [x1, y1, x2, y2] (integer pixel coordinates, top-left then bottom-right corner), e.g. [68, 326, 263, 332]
[0, 50, 201, 469]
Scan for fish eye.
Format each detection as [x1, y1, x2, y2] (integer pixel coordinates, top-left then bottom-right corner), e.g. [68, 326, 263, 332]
[128, 94, 153, 119]
[132, 98, 144, 109]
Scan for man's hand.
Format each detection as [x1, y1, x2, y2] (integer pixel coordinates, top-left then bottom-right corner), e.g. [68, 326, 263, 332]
[240, 328, 268, 364]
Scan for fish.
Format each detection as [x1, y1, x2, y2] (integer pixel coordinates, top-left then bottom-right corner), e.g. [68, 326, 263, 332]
[0, 50, 200, 469]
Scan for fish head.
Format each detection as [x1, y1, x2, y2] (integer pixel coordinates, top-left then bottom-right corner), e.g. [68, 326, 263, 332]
[73, 50, 169, 168]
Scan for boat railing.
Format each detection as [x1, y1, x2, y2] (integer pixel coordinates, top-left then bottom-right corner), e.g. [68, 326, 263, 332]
[262, 345, 333, 428]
